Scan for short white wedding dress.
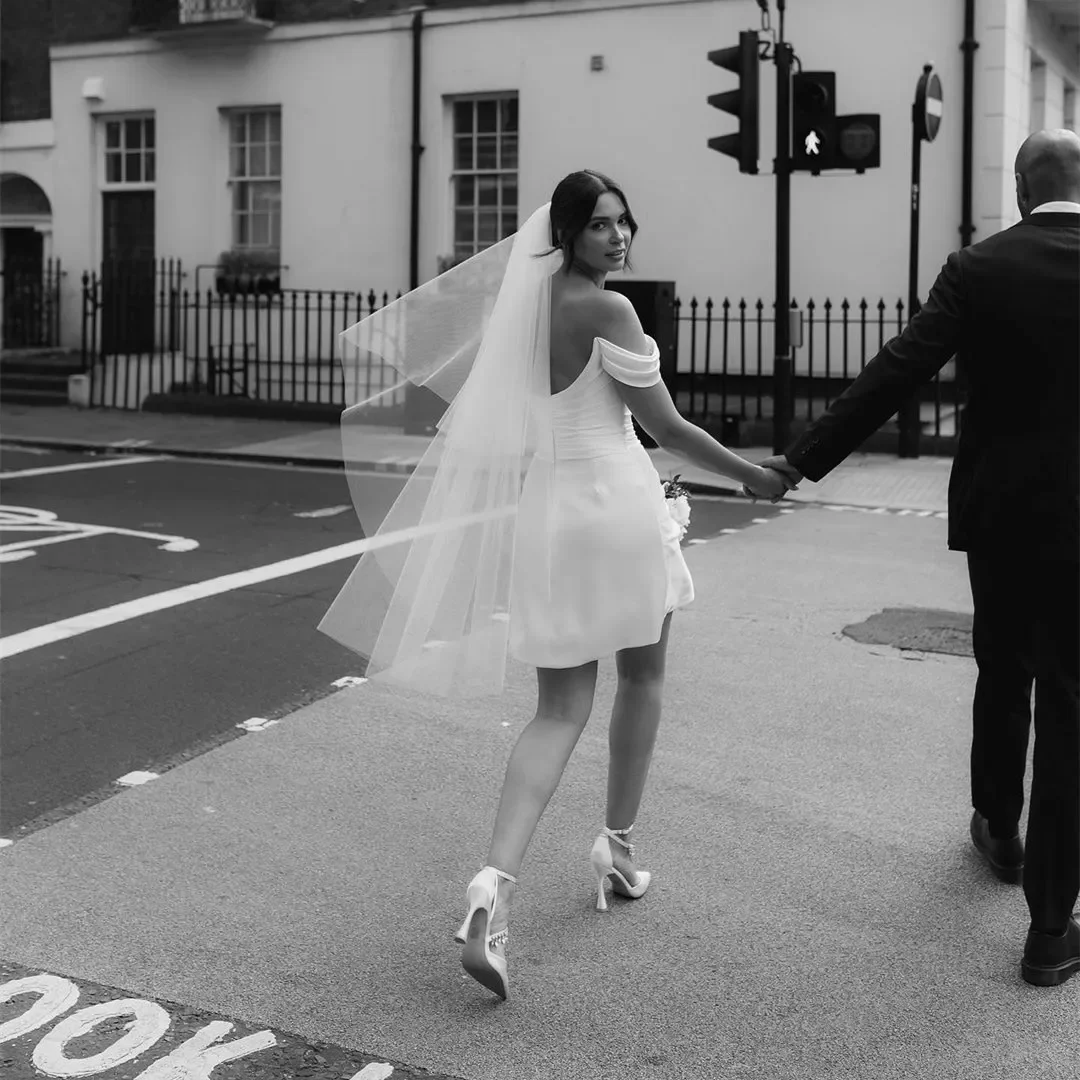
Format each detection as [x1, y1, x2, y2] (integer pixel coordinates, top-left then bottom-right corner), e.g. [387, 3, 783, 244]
[509, 336, 695, 668]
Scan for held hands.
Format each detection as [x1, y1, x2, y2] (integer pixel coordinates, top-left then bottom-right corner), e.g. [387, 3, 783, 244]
[741, 456, 803, 504]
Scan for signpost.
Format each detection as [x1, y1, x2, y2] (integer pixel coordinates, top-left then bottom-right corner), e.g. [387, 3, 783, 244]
[898, 64, 943, 458]
[773, 11, 792, 453]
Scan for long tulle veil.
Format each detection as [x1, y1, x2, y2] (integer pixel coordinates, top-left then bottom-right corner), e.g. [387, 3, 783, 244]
[318, 204, 561, 697]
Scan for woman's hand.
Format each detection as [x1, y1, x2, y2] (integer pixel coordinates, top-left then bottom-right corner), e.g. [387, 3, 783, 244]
[742, 465, 797, 503]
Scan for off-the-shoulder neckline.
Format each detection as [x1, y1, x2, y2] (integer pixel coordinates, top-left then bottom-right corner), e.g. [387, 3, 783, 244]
[592, 335, 658, 360]
[551, 335, 659, 398]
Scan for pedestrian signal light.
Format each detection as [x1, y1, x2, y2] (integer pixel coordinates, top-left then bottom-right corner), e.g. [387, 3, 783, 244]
[834, 114, 881, 172]
[792, 71, 837, 173]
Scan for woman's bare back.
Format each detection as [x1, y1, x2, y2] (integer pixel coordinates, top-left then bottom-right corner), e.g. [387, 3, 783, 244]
[548, 276, 606, 395]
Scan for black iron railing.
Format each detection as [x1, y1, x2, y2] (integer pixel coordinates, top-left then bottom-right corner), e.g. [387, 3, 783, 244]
[1, 258, 63, 349]
[78, 261, 965, 453]
[81, 260, 404, 416]
[672, 294, 964, 452]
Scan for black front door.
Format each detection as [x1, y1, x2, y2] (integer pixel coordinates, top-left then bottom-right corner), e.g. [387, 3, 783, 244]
[1, 228, 46, 348]
[101, 191, 155, 354]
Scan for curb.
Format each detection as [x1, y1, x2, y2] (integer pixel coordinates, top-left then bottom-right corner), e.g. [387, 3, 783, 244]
[1, 433, 748, 496]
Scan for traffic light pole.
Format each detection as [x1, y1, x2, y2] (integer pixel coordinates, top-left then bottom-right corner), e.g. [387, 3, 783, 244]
[773, 10, 792, 454]
[898, 97, 923, 458]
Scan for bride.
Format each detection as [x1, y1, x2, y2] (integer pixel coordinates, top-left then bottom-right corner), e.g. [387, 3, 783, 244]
[320, 170, 794, 1000]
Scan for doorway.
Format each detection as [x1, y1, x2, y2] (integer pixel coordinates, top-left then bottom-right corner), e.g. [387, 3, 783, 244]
[1, 227, 47, 347]
[101, 190, 156, 354]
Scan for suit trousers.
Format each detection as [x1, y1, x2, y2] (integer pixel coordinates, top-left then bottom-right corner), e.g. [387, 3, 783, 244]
[967, 552, 1079, 931]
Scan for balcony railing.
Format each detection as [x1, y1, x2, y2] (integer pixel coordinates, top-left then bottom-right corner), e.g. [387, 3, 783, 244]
[130, 0, 277, 35]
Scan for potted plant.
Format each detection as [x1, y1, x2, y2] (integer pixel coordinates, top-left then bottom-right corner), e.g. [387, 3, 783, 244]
[215, 249, 281, 296]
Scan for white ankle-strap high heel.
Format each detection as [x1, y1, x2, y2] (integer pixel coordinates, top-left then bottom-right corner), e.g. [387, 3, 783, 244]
[455, 864, 517, 1000]
[590, 823, 651, 912]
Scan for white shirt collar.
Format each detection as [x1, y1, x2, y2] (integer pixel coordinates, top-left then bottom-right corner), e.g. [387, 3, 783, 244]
[1031, 201, 1080, 214]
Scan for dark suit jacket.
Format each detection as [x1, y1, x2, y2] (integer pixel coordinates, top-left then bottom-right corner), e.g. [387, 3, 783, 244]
[784, 211, 1079, 560]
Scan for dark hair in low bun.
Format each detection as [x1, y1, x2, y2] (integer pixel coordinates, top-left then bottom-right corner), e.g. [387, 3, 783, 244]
[545, 169, 638, 273]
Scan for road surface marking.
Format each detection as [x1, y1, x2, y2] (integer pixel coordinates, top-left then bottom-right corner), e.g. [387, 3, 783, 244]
[332, 676, 368, 687]
[0, 505, 199, 561]
[116, 772, 159, 786]
[0, 973, 277, 1078]
[0, 506, 513, 660]
[237, 717, 279, 732]
[350, 1065, 395, 1080]
[294, 505, 351, 518]
[0, 456, 157, 480]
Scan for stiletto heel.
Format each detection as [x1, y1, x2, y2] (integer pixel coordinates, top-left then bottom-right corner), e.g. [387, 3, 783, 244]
[590, 823, 651, 912]
[455, 865, 517, 1000]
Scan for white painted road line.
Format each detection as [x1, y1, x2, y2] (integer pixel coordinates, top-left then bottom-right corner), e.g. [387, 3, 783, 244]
[0, 456, 158, 480]
[294, 505, 351, 518]
[0, 505, 200, 560]
[350, 1065, 396, 1080]
[237, 717, 279, 732]
[115, 771, 159, 786]
[0, 507, 513, 660]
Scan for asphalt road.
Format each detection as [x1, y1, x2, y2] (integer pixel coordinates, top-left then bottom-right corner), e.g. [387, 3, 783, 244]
[0, 445, 788, 836]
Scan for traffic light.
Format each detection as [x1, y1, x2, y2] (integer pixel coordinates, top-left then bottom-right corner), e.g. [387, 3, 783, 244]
[707, 30, 759, 175]
[834, 114, 881, 172]
[791, 71, 836, 173]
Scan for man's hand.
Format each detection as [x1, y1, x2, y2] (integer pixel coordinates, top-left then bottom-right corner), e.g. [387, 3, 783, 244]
[757, 455, 803, 485]
[741, 456, 802, 504]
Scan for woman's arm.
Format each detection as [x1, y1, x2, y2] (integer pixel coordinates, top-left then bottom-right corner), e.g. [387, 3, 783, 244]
[595, 296, 791, 494]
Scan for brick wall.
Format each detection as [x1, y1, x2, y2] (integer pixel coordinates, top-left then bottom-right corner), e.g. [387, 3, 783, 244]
[51, 0, 133, 44]
[2, 0, 555, 101]
[0, 0, 52, 122]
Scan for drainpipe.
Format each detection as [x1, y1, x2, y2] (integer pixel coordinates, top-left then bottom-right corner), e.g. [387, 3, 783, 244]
[959, 0, 978, 247]
[410, 6, 425, 290]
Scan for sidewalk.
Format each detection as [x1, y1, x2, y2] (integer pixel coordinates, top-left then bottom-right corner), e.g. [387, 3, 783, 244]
[0, 478, 1074, 1079]
[0, 402, 952, 512]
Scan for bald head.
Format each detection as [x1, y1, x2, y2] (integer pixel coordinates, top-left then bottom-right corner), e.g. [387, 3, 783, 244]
[1014, 129, 1080, 216]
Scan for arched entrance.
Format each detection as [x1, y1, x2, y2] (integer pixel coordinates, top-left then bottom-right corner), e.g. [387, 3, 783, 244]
[0, 173, 58, 348]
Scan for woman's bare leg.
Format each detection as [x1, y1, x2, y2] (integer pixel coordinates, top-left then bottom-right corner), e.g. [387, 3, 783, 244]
[484, 661, 598, 927]
[605, 613, 673, 881]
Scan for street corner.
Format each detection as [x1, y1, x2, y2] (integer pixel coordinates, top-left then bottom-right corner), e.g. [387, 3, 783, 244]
[0, 960, 466, 1080]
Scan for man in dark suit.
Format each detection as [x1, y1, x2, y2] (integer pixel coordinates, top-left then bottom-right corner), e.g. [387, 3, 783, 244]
[763, 128, 1080, 986]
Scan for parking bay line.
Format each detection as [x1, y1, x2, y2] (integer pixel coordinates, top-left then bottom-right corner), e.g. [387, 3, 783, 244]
[0, 456, 158, 480]
[0, 505, 513, 660]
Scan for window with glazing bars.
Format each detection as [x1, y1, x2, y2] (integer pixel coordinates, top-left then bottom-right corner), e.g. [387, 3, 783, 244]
[451, 96, 518, 261]
[104, 117, 155, 185]
[228, 108, 281, 250]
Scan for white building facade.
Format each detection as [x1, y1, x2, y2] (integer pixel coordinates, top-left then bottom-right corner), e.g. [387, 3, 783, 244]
[3, 0, 1077, 353]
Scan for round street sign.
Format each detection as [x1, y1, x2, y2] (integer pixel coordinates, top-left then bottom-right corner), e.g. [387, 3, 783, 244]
[915, 66, 943, 142]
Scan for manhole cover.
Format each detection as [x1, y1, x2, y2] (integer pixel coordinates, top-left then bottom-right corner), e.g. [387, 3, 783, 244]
[842, 607, 973, 657]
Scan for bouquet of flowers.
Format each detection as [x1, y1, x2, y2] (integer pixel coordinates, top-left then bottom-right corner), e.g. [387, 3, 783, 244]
[662, 474, 691, 541]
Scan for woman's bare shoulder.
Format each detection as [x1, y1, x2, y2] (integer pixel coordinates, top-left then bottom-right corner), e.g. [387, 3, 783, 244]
[553, 284, 634, 331]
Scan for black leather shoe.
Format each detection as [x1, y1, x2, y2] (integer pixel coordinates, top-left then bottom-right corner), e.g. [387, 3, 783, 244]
[1022, 917, 1080, 987]
[969, 811, 1023, 884]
